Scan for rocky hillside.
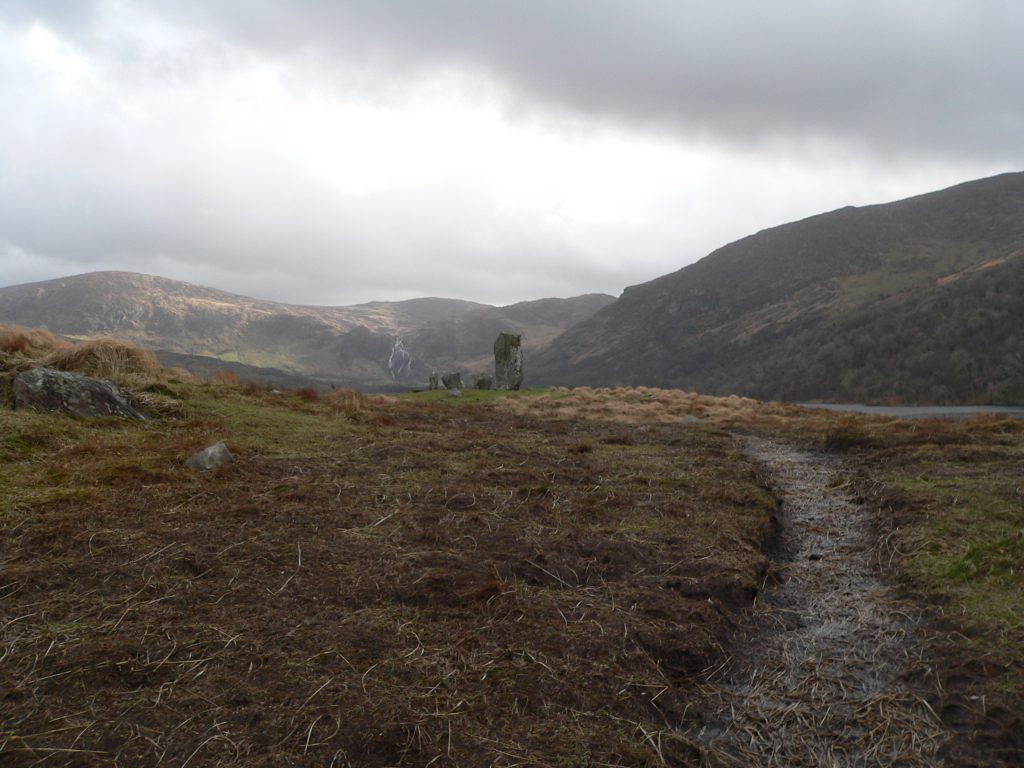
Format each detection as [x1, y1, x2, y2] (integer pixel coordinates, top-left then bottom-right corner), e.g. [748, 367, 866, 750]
[0, 271, 614, 388]
[533, 172, 1024, 404]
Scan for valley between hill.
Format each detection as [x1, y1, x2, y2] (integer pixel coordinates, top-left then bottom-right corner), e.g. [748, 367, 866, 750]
[0, 271, 614, 390]
[3, 172, 1024, 404]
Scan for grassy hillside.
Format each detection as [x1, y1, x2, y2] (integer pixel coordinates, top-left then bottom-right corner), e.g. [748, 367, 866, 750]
[534, 172, 1024, 404]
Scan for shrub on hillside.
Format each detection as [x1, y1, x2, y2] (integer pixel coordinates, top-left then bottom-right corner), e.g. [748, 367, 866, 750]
[822, 416, 875, 453]
[324, 387, 363, 416]
[209, 368, 241, 386]
[296, 387, 319, 402]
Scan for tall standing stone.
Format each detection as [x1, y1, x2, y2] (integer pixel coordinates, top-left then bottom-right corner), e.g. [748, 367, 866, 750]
[494, 333, 523, 390]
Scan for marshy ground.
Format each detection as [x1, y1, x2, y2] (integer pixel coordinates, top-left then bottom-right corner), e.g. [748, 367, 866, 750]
[1, 356, 1022, 765]
[692, 438, 946, 766]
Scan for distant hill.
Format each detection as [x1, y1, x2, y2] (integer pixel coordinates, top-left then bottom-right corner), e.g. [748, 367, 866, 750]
[0, 271, 614, 388]
[533, 172, 1024, 404]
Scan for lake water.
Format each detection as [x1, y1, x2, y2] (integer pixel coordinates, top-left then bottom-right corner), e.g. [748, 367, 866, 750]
[799, 403, 1024, 420]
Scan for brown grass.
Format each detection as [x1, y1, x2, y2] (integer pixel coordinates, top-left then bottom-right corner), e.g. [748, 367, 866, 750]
[41, 337, 161, 386]
[495, 387, 1024, 764]
[0, 383, 777, 765]
[1, 326, 164, 391]
[164, 366, 196, 382]
[493, 385, 786, 429]
[323, 387, 364, 416]
[209, 367, 241, 386]
[0, 324, 68, 359]
[296, 386, 319, 402]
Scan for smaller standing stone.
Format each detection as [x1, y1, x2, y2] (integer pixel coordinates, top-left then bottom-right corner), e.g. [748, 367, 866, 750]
[185, 442, 235, 470]
[474, 375, 493, 390]
[441, 372, 463, 390]
[428, 372, 440, 391]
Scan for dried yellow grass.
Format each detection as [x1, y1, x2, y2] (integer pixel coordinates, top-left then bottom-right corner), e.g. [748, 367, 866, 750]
[164, 366, 196, 382]
[41, 337, 161, 386]
[323, 387, 364, 416]
[0, 324, 69, 358]
[208, 368, 241, 386]
[493, 385, 789, 429]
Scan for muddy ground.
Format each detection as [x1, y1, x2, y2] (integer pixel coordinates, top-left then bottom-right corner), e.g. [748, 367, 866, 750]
[691, 438, 948, 766]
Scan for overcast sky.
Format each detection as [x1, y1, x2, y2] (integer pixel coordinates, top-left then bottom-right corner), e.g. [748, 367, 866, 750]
[1, 1, 1021, 306]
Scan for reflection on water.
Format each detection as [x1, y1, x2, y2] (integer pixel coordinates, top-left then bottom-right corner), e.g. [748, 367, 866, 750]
[799, 403, 1024, 420]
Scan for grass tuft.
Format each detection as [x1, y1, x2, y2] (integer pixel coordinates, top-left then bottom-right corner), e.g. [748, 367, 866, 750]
[41, 337, 161, 386]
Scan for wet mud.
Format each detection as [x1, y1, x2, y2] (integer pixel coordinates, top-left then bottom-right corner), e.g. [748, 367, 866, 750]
[691, 437, 949, 766]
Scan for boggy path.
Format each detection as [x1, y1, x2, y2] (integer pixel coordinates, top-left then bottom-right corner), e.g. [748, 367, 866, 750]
[691, 437, 949, 767]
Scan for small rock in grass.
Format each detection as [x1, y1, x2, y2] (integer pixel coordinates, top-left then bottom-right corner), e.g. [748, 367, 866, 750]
[185, 442, 235, 470]
[448, 389, 462, 398]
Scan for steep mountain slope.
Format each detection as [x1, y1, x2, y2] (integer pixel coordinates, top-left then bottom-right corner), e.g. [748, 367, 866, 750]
[0, 271, 614, 387]
[534, 172, 1024, 403]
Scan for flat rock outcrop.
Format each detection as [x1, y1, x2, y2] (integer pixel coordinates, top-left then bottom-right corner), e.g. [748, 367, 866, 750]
[13, 367, 148, 419]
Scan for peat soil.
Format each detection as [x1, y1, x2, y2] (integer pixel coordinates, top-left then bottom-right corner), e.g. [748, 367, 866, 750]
[690, 437, 949, 766]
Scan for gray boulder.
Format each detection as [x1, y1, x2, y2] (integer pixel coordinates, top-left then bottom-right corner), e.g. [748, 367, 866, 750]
[441, 372, 463, 390]
[448, 389, 462, 398]
[13, 367, 148, 420]
[474, 375, 493, 390]
[494, 333, 524, 390]
[185, 442, 235, 470]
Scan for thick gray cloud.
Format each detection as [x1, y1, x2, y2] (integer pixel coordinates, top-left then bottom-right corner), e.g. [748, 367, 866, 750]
[128, 0, 1024, 162]
[0, 2, 1020, 305]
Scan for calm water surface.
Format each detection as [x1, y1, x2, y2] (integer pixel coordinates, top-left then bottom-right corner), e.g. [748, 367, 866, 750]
[799, 403, 1024, 420]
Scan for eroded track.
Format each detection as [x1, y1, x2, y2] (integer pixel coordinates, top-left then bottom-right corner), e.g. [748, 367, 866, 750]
[692, 437, 949, 766]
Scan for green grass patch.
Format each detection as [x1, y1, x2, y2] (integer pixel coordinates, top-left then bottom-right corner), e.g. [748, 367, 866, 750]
[403, 386, 552, 404]
[884, 469, 1024, 667]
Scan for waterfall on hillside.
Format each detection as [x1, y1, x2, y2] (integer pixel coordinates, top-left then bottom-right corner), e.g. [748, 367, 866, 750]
[388, 338, 413, 379]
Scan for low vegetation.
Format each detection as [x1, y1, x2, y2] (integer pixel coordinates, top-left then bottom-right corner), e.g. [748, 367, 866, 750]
[506, 388, 1024, 763]
[0, 324, 161, 390]
[1, 367, 777, 765]
[2, 336, 1020, 764]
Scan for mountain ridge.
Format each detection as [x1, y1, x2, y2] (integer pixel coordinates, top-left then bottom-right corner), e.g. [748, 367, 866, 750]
[0, 270, 615, 388]
[533, 171, 1024, 404]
